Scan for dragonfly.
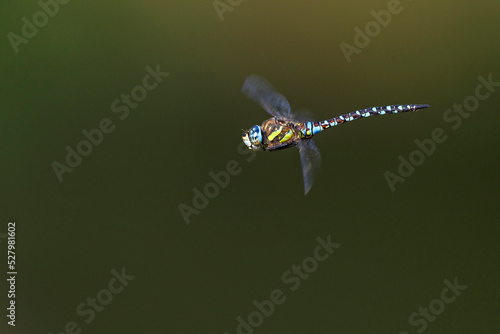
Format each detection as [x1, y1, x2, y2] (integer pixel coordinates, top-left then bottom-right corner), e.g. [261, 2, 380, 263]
[241, 75, 430, 195]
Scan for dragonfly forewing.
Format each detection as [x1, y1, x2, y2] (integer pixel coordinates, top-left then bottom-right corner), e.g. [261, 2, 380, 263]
[242, 74, 291, 119]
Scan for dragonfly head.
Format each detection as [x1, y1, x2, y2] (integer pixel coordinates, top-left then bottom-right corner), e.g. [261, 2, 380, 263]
[242, 125, 263, 151]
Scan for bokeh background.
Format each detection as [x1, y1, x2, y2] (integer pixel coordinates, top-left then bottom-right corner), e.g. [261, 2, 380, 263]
[1, 0, 499, 333]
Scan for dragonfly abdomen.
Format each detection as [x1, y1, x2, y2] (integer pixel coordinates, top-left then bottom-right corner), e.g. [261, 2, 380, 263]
[301, 104, 429, 138]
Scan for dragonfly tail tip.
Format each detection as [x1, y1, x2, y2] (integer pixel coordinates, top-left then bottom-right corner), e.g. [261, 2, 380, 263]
[415, 104, 430, 110]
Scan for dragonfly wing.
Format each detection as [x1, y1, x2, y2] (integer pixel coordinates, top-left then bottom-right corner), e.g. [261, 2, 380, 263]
[298, 139, 322, 195]
[242, 75, 291, 119]
[290, 109, 315, 122]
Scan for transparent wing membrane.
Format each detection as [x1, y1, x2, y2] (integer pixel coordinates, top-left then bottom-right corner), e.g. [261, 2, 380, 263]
[298, 139, 322, 195]
[242, 75, 291, 119]
[290, 109, 315, 122]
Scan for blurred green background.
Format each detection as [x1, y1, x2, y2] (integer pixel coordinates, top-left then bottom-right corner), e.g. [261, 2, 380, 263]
[1, 0, 499, 333]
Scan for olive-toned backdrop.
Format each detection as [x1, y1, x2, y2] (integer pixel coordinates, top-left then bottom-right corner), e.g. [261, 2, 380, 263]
[1, 1, 499, 333]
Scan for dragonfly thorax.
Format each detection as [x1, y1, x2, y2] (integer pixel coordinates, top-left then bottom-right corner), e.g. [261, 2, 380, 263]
[242, 125, 264, 151]
[243, 118, 302, 152]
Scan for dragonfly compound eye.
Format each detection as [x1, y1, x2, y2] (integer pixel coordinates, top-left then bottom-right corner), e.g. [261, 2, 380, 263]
[249, 125, 263, 145]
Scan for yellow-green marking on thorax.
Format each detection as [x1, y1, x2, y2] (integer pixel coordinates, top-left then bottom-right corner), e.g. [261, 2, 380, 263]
[267, 126, 283, 142]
